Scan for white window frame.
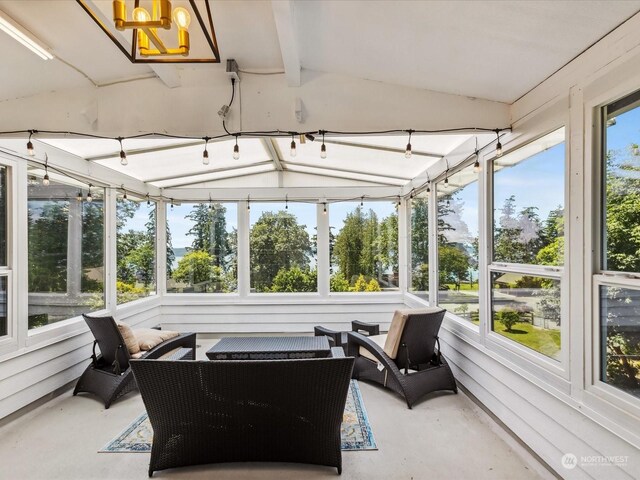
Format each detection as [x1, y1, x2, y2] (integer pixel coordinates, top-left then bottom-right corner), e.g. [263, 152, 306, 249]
[0, 157, 16, 356]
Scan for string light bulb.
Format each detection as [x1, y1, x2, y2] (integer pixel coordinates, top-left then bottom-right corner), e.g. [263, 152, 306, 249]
[405, 130, 413, 158]
[203, 137, 210, 165]
[285, 195, 288, 210]
[444, 172, 449, 185]
[323, 203, 327, 215]
[360, 196, 364, 207]
[122, 187, 127, 200]
[86, 184, 93, 203]
[495, 129, 503, 158]
[233, 135, 240, 160]
[320, 130, 327, 159]
[290, 134, 297, 157]
[426, 184, 431, 193]
[27, 130, 35, 156]
[247, 196, 250, 211]
[170, 198, 174, 209]
[397, 196, 401, 207]
[118, 137, 127, 166]
[76, 190, 83, 202]
[473, 137, 481, 173]
[146, 194, 151, 206]
[42, 153, 50, 186]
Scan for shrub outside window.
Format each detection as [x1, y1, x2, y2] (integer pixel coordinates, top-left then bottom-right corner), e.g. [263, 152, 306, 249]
[410, 191, 429, 299]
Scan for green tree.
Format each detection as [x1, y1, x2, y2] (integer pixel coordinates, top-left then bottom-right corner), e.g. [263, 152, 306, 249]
[269, 267, 317, 292]
[330, 272, 350, 292]
[250, 211, 312, 291]
[173, 250, 223, 290]
[438, 245, 470, 290]
[28, 201, 68, 292]
[186, 203, 230, 269]
[333, 207, 365, 282]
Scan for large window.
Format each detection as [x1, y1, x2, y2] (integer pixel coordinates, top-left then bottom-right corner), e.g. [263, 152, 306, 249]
[167, 202, 237, 293]
[437, 165, 479, 321]
[116, 197, 156, 304]
[250, 203, 316, 293]
[490, 128, 565, 357]
[599, 89, 640, 397]
[330, 201, 398, 292]
[410, 191, 429, 298]
[28, 174, 104, 328]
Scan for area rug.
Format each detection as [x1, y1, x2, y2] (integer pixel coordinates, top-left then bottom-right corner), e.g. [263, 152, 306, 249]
[100, 380, 377, 452]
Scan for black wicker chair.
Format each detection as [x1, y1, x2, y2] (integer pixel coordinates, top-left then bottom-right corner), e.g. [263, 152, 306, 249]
[73, 314, 196, 408]
[348, 307, 457, 409]
[130, 356, 354, 477]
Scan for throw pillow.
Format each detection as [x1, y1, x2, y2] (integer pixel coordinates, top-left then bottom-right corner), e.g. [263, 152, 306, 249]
[116, 322, 140, 354]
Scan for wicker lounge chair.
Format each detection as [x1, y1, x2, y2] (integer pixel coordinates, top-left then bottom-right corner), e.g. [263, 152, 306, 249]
[314, 320, 380, 349]
[73, 314, 196, 408]
[347, 307, 457, 408]
[130, 356, 354, 476]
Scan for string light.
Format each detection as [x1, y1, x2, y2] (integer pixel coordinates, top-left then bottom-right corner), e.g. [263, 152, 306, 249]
[76, 190, 83, 202]
[86, 184, 93, 203]
[118, 137, 127, 166]
[405, 130, 413, 158]
[42, 153, 50, 186]
[146, 193, 151, 206]
[233, 135, 240, 160]
[285, 194, 288, 210]
[397, 196, 401, 207]
[170, 198, 174, 209]
[473, 137, 481, 173]
[323, 202, 327, 214]
[27, 130, 35, 156]
[410, 189, 415, 199]
[320, 130, 327, 159]
[360, 196, 364, 207]
[290, 134, 297, 157]
[247, 195, 250, 211]
[122, 185, 127, 200]
[203, 137, 210, 165]
[426, 174, 431, 193]
[444, 171, 449, 185]
[495, 129, 503, 158]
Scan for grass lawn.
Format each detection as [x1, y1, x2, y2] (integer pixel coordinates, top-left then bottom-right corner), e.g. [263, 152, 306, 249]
[493, 320, 561, 359]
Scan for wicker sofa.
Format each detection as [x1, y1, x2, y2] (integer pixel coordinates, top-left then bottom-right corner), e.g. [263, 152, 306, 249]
[130, 356, 355, 476]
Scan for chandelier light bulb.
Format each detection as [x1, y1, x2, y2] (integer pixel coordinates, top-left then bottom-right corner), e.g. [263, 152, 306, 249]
[132, 7, 151, 22]
[172, 7, 191, 29]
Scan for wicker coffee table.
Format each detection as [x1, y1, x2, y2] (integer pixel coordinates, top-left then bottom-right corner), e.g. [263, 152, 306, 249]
[206, 336, 331, 360]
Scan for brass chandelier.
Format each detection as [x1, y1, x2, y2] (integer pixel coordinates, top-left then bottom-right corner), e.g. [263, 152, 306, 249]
[113, 0, 190, 57]
[77, 0, 220, 64]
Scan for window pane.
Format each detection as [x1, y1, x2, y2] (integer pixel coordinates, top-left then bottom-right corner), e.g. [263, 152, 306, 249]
[493, 128, 565, 266]
[410, 192, 429, 299]
[117, 198, 156, 304]
[437, 164, 479, 321]
[603, 93, 640, 273]
[491, 272, 561, 360]
[0, 166, 7, 266]
[250, 203, 316, 293]
[167, 203, 237, 293]
[0, 276, 6, 337]
[600, 285, 640, 398]
[28, 176, 104, 328]
[331, 201, 398, 292]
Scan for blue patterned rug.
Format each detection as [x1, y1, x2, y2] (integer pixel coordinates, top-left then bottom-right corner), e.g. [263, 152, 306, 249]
[101, 380, 376, 452]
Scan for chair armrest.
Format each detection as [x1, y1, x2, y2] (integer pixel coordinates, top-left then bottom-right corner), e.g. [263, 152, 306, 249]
[351, 320, 380, 336]
[347, 332, 402, 377]
[314, 326, 342, 347]
[142, 333, 196, 359]
[330, 346, 346, 358]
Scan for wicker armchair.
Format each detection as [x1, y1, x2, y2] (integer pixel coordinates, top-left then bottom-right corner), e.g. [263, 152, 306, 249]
[347, 307, 457, 408]
[130, 356, 354, 477]
[73, 314, 196, 408]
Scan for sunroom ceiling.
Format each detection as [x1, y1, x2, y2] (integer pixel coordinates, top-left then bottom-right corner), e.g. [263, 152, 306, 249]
[20, 133, 490, 190]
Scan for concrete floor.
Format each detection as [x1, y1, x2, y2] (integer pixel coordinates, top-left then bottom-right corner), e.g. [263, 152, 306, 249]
[0, 340, 555, 480]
